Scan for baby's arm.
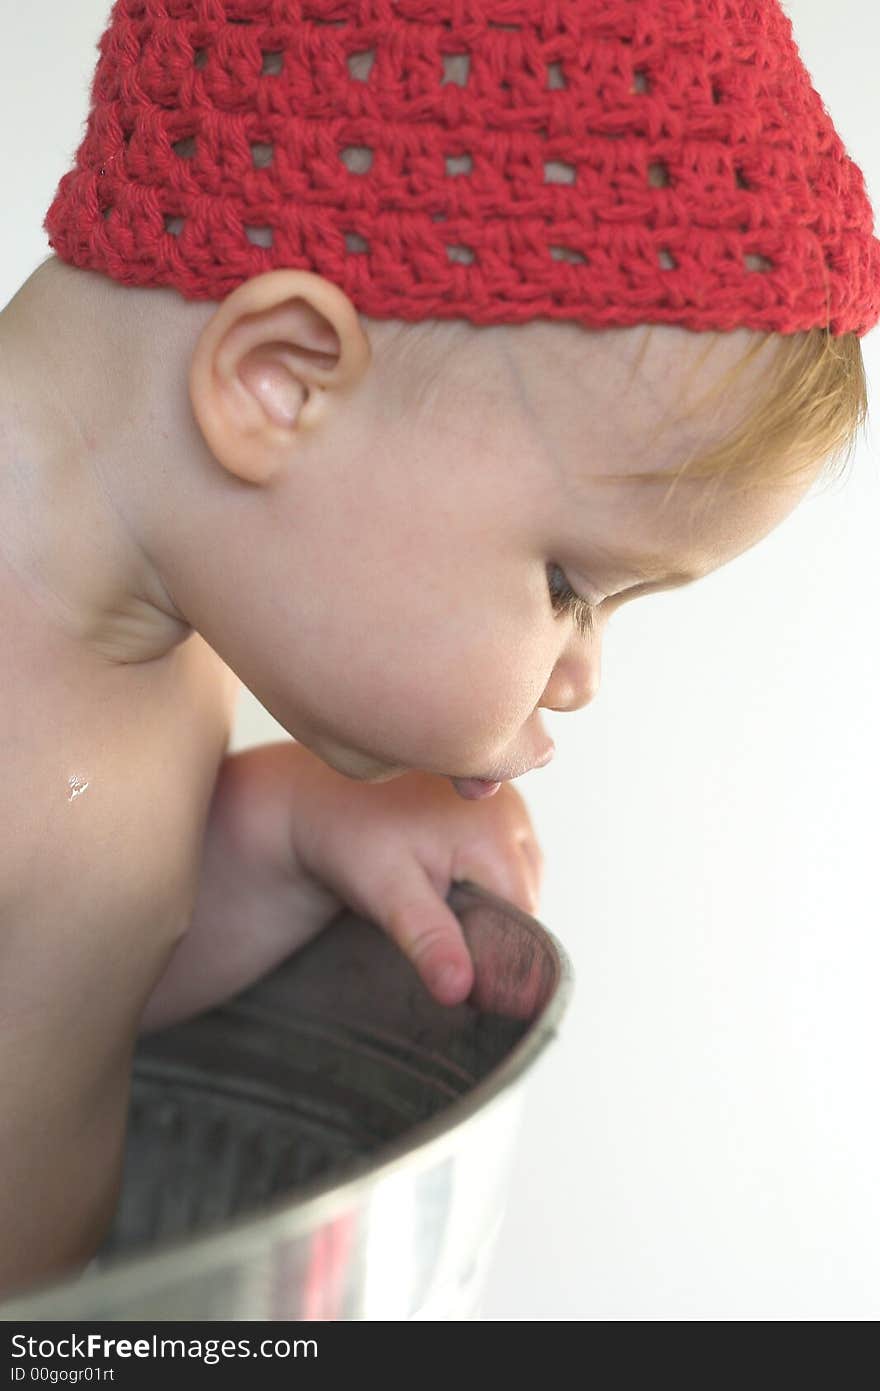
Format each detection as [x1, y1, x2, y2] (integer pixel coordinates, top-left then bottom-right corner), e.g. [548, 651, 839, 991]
[140, 737, 539, 1028]
[137, 744, 345, 1035]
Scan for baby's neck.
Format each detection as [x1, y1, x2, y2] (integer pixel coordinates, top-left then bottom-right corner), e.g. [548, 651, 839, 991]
[0, 276, 193, 666]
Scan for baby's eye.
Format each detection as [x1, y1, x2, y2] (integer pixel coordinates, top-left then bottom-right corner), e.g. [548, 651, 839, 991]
[546, 563, 599, 639]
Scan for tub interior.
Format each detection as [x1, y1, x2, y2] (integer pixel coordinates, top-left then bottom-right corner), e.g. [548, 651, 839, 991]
[96, 881, 554, 1263]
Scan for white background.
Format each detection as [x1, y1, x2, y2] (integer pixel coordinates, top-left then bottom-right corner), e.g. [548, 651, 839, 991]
[2, 1, 877, 1319]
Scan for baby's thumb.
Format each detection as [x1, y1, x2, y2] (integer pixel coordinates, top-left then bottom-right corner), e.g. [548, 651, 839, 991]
[367, 857, 475, 1007]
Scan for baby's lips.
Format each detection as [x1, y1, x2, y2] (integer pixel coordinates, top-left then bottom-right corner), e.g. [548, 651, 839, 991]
[450, 739, 555, 799]
[450, 778, 502, 800]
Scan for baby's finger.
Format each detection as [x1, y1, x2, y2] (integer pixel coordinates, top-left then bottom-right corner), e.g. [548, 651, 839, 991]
[368, 858, 475, 1007]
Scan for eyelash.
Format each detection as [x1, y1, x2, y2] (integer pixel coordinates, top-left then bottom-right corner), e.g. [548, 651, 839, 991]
[546, 563, 599, 639]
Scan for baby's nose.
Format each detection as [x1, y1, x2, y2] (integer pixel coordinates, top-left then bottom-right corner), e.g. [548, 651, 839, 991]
[541, 644, 602, 714]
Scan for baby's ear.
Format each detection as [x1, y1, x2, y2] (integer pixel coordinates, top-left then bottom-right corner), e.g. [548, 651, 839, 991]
[187, 269, 371, 485]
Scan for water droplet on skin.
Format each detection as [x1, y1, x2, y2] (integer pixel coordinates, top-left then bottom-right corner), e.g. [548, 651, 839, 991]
[67, 774, 89, 801]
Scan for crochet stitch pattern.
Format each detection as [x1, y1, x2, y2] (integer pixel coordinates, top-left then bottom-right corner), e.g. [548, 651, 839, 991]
[44, 0, 880, 337]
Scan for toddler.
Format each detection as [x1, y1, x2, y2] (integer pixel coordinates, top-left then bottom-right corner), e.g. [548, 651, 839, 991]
[0, 0, 876, 1300]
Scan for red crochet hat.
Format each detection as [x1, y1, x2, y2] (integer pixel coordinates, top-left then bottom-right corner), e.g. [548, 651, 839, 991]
[43, 0, 880, 337]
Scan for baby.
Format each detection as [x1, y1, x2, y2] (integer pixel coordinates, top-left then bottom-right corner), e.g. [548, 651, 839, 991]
[0, 1, 876, 1301]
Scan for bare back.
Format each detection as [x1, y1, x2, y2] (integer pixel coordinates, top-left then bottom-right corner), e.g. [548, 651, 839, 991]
[0, 549, 237, 1298]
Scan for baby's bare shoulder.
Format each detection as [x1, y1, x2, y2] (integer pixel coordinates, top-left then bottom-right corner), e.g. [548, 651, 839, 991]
[0, 610, 233, 960]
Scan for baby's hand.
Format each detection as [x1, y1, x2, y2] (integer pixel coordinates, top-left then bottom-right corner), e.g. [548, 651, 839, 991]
[287, 753, 545, 1006]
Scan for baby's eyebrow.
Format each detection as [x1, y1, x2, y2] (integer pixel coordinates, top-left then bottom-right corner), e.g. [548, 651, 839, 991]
[631, 551, 698, 582]
[609, 573, 696, 606]
[583, 536, 700, 587]
[590, 542, 701, 589]
[638, 569, 697, 589]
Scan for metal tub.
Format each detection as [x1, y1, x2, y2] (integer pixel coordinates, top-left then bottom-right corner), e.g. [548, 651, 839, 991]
[0, 881, 573, 1320]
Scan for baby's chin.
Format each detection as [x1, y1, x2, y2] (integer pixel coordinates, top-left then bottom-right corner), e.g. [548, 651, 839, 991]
[311, 740, 410, 784]
[361, 765, 411, 783]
